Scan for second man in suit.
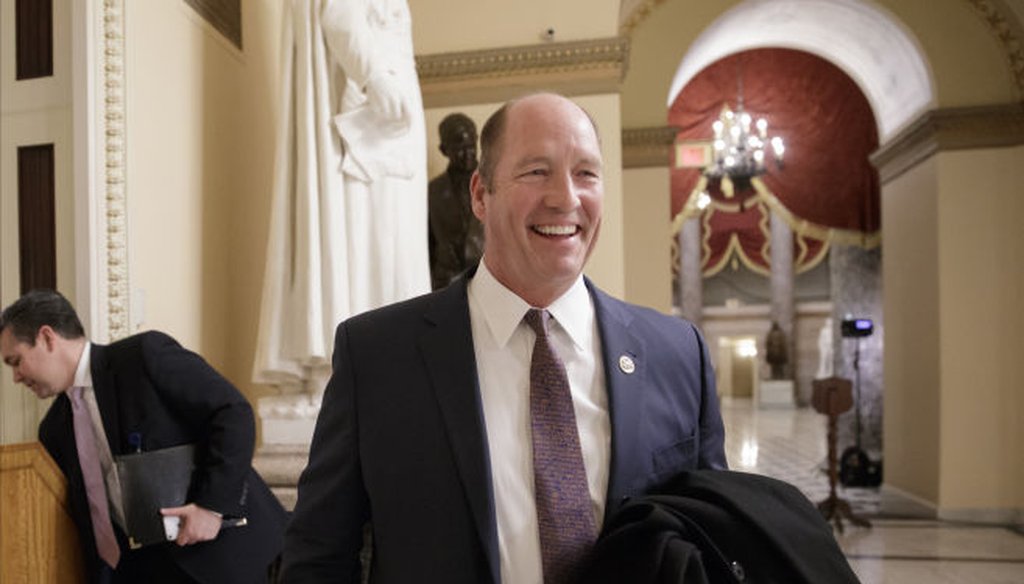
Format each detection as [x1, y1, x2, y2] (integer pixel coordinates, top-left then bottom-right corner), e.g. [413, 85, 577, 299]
[0, 290, 287, 583]
[282, 92, 727, 583]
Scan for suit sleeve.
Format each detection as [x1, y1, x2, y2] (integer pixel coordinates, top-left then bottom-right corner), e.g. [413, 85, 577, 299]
[692, 323, 728, 470]
[139, 332, 255, 516]
[281, 322, 368, 582]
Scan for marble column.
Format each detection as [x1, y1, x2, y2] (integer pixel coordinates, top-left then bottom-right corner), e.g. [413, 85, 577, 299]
[830, 244, 883, 454]
[678, 217, 703, 326]
[769, 210, 795, 379]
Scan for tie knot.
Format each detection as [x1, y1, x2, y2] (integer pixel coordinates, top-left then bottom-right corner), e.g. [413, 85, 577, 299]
[524, 308, 551, 338]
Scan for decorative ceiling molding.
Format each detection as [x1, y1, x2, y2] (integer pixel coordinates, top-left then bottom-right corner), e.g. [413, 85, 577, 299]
[619, 0, 668, 36]
[416, 37, 629, 108]
[966, 0, 1024, 100]
[870, 103, 1024, 183]
[621, 125, 678, 168]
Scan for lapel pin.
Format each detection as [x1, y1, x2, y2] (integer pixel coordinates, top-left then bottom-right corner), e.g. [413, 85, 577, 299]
[618, 355, 635, 374]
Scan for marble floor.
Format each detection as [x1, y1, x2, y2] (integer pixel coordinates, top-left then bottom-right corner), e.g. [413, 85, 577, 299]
[720, 399, 1024, 583]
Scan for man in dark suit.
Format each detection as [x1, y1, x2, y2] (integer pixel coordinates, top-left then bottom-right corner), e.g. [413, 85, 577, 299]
[0, 290, 287, 583]
[282, 93, 727, 583]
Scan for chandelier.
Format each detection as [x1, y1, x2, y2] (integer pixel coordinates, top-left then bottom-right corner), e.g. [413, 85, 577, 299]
[699, 77, 785, 204]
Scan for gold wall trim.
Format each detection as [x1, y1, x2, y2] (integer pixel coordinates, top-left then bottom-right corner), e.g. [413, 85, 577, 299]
[416, 37, 629, 108]
[966, 0, 1024, 100]
[619, 0, 668, 36]
[870, 103, 1024, 184]
[103, 0, 129, 340]
[622, 125, 678, 168]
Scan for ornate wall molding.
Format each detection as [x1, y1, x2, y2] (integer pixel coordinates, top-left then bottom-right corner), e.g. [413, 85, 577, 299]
[103, 0, 129, 339]
[966, 0, 1024, 100]
[416, 37, 629, 107]
[621, 125, 678, 168]
[870, 103, 1024, 184]
[619, 0, 668, 36]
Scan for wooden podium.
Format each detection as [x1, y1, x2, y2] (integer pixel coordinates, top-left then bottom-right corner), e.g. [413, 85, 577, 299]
[1, 442, 85, 583]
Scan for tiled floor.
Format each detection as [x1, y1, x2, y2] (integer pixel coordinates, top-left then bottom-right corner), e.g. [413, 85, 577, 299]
[720, 399, 1024, 584]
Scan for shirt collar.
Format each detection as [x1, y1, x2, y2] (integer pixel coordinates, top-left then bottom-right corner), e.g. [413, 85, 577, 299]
[72, 341, 93, 388]
[468, 259, 591, 351]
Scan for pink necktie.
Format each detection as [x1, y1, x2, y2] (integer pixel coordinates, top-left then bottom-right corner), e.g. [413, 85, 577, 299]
[525, 309, 597, 584]
[69, 386, 121, 568]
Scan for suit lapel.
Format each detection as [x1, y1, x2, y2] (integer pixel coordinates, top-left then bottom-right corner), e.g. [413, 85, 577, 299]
[588, 282, 648, 518]
[89, 343, 123, 455]
[417, 278, 500, 583]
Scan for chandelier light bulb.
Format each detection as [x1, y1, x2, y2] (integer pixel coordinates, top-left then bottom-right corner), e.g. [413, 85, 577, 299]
[696, 191, 712, 210]
[771, 136, 785, 158]
[756, 118, 768, 137]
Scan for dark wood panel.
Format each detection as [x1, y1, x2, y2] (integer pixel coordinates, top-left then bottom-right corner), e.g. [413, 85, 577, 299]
[15, 0, 54, 80]
[17, 144, 57, 294]
[183, 0, 242, 49]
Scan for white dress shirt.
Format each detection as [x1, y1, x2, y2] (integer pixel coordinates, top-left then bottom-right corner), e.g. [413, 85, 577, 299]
[468, 261, 611, 584]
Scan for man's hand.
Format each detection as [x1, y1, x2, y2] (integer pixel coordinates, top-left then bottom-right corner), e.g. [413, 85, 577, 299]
[160, 503, 223, 546]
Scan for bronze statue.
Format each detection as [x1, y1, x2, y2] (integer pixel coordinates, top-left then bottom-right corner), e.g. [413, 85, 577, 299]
[428, 113, 484, 290]
[765, 321, 788, 379]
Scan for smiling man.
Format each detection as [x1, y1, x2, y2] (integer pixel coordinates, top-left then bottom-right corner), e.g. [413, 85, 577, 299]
[283, 93, 726, 584]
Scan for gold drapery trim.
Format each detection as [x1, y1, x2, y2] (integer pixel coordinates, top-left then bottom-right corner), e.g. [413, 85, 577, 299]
[671, 177, 881, 249]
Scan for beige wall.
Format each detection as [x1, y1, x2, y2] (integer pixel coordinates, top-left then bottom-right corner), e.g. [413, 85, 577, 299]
[410, 0, 619, 53]
[124, 0, 281, 407]
[882, 156, 942, 504]
[935, 146, 1024, 513]
[883, 145, 1024, 517]
[622, 167, 671, 313]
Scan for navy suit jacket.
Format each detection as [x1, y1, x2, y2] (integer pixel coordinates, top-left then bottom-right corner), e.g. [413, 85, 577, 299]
[282, 276, 726, 583]
[39, 331, 287, 584]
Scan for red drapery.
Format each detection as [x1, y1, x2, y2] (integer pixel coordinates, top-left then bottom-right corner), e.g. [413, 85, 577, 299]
[670, 49, 880, 274]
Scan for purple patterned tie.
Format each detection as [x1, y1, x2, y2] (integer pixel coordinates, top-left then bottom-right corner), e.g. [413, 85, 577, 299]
[69, 386, 121, 568]
[524, 309, 597, 584]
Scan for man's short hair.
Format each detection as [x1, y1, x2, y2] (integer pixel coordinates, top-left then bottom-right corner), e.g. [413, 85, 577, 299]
[0, 289, 85, 345]
[477, 93, 601, 191]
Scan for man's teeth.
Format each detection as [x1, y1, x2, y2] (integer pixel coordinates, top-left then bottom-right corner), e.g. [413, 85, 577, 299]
[534, 225, 577, 235]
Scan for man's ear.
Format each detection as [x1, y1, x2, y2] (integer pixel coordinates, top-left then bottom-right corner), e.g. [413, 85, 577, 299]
[470, 171, 487, 221]
[37, 325, 57, 351]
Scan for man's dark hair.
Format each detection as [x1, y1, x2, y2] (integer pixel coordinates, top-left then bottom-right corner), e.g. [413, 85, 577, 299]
[0, 289, 85, 345]
[477, 93, 601, 191]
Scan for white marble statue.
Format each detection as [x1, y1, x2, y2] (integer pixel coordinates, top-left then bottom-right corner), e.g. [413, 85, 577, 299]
[253, 0, 429, 437]
[816, 317, 835, 379]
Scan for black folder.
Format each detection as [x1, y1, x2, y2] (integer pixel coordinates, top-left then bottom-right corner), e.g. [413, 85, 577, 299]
[115, 444, 196, 549]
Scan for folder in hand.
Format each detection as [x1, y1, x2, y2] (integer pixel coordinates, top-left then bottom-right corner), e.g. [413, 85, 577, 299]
[115, 443, 249, 549]
[115, 443, 196, 549]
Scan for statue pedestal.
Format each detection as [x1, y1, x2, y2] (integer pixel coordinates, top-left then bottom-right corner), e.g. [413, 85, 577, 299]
[254, 391, 325, 510]
[759, 379, 795, 408]
[258, 394, 321, 446]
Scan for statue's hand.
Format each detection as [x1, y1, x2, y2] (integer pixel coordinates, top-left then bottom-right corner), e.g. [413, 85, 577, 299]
[365, 71, 409, 126]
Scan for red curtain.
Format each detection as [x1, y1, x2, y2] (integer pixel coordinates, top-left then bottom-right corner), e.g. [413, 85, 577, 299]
[670, 49, 879, 274]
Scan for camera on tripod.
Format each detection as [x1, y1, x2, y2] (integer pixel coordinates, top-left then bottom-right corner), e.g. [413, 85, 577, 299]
[840, 317, 873, 338]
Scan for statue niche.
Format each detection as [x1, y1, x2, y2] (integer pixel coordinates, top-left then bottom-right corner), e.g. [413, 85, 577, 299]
[428, 113, 484, 290]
